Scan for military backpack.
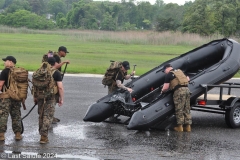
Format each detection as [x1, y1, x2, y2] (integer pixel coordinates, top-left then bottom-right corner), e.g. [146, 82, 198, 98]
[32, 62, 58, 99]
[4, 67, 29, 109]
[102, 61, 122, 87]
[42, 50, 59, 63]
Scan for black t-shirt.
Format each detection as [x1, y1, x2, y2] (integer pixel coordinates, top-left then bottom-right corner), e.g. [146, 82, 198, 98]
[164, 69, 175, 83]
[0, 68, 10, 90]
[115, 71, 125, 83]
[53, 54, 61, 72]
[52, 70, 62, 82]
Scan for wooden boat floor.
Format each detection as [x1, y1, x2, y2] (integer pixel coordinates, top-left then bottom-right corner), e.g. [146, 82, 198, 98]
[197, 94, 236, 101]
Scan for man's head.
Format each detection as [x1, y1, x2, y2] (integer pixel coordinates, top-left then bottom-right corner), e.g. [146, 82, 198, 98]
[122, 61, 130, 71]
[163, 63, 172, 73]
[2, 56, 17, 67]
[48, 57, 56, 66]
[58, 46, 69, 57]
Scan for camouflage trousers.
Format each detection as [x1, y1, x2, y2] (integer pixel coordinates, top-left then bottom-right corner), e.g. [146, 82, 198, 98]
[0, 98, 22, 133]
[37, 98, 55, 137]
[173, 87, 192, 125]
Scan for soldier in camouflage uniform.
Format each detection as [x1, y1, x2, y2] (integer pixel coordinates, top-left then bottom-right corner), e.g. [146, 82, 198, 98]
[0, 56, 22, 141]
[108, 61, 135, 121]
[161, 64, 192, 132]
[108, 61, 135, 94]
[34, 57, 64, 144]
[52, 46, 69, 123]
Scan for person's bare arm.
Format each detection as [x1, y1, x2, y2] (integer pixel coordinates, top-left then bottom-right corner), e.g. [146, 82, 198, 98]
[116, 80, 133, 93]
[125, 71, 136, 80]
[55, 60, 70, 69]
[57, 81, 64, 106]
[161, 83, 170, 93]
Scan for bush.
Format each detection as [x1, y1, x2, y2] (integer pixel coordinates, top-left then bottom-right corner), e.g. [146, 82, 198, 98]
[0, 10, 55, 30]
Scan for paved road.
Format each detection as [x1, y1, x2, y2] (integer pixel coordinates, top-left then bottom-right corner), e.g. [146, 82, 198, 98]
[0, 75, 240, 160]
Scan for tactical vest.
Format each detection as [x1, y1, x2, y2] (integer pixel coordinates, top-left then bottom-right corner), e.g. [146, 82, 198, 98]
[170, 69, 188, 90]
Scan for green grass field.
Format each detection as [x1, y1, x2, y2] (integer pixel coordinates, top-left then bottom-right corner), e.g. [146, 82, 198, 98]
[1, 30, 240, 77]
[0, 33, 193, 75]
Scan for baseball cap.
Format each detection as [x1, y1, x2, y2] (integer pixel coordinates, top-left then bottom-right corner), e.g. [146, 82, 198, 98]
[163, 63, 172, 72]
[58, 46, 69, 53]
[2, 56, 17, 64]
[47, 57, 56, 65]
[122, 61, 130, 70]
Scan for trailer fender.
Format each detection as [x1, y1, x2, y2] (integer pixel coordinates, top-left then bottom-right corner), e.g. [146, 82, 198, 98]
[223, 97, 240, 108]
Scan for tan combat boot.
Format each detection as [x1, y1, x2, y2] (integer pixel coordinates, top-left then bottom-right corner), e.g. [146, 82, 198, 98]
[15, 132, 22, 140]
[40, 135, 49, 144]
[183, 124, 191, 132]
[173, 124, 183, 132]
[0, 133, 5, 141]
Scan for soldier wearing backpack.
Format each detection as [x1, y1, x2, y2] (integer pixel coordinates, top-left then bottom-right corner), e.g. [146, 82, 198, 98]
[0, 56, 23, 141]
[33, 57, 64, 144]
[106, 61, 135, 121]
[105, 61, 135, 94]
[42, 46, 69, 124]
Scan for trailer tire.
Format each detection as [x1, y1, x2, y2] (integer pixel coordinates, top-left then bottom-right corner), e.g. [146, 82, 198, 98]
[225, 102, 240, 128]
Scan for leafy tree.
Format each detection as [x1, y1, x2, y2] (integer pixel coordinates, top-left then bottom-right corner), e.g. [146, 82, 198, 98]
[66, 1, 86, 28]
[0, 9, 55, 29]
[4, 0, 31, 13]
[27, 0, 46, 15]
[56, 12, 67, 28]
[182, 0, 215, 36]
[101, 12, 116, 30]
[136, 2, 153, 29]
[235, 4, 240, 36]
[212, 1, 236, 36]
[155, 3, 184, 31]
[2, 0, 14, 9]
[64, 0, 79, 10]
[156, 17, 175, 31]
[47, 0, 67, 20]
[154, 0, 164, 7]
[123, 22, 136, 30]
[0, 0, 5, 9]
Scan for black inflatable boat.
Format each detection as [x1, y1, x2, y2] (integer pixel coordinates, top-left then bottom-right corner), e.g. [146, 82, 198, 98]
[83, 38, 240, 130]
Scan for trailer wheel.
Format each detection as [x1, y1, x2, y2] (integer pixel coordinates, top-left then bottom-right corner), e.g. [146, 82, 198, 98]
[225, 102, 240, 128]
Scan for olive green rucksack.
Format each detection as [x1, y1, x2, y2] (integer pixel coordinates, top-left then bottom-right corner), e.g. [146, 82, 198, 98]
[102, 61, 122, 87]
[32, 62, 58, 99]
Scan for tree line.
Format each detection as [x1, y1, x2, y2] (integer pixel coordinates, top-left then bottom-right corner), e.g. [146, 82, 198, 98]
[0, 0, 239, 37]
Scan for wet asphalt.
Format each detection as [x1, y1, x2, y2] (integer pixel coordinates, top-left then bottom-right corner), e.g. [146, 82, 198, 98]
[0, 75, 240, 160]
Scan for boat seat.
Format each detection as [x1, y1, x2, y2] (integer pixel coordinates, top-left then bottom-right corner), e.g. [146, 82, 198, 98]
[197, 94, 236, 101]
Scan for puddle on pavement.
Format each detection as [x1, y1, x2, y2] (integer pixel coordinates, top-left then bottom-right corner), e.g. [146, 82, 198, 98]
[53, 124, 87, 139]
